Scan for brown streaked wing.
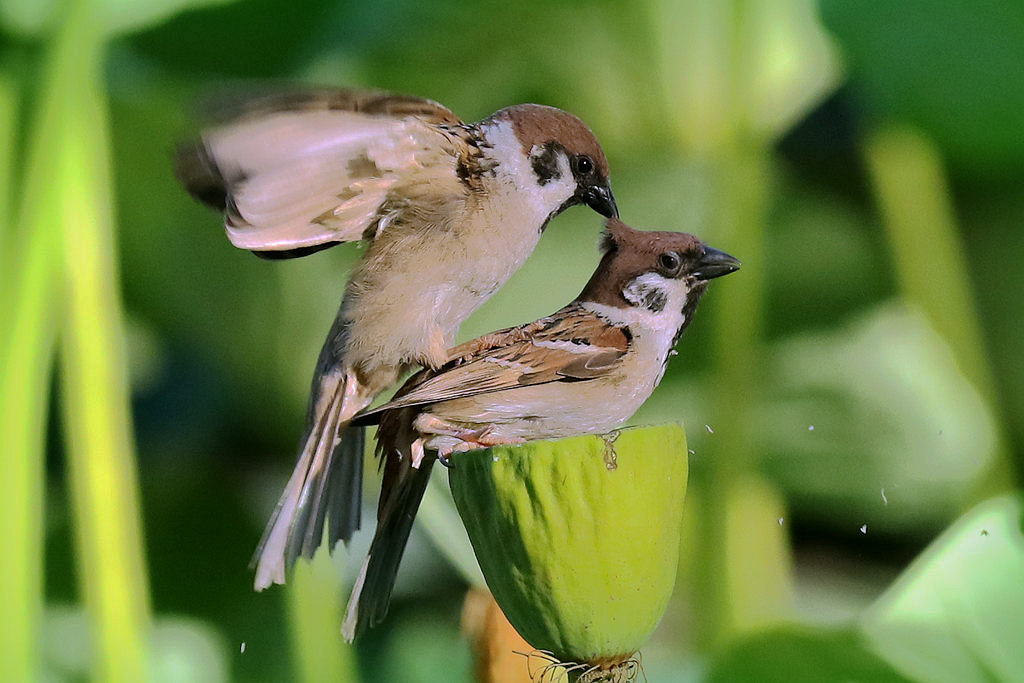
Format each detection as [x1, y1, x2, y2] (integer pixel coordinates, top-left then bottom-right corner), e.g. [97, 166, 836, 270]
[357, 307, 630, 416]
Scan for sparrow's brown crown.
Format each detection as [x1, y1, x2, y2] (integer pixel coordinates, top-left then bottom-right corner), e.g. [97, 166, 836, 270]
[577, 218, 740, 309]
[497, 104, 610, 178]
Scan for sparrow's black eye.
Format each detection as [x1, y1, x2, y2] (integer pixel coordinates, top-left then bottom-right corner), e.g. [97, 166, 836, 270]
[574, 154, 594, 175]
[659, 251, 681, 274]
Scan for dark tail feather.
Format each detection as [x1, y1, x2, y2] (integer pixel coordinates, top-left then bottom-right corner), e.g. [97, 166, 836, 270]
[251, 366, 369, 591]
[296, 425, 364, 556]
[292, 422, 365, 560]
[326, 427, 365, 548]
[342, 456, 435, 641]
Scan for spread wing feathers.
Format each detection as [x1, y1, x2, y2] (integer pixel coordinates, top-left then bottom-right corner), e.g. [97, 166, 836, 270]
[176, 89, 468, 254]
[355, 306, 630, 421]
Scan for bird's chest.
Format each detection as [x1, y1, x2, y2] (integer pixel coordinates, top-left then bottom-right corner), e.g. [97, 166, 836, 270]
[451, 190, 547, 298]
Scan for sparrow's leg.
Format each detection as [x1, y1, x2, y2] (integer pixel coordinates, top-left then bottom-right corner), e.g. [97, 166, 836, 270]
[463, 424, 526, 448]
[417, 415, 526, 465]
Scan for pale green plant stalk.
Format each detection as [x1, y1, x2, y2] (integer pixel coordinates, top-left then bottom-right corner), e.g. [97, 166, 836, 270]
[287, 549, 358, 683]
[696, 145, 784, 650]
[647, 0, 801, 651]
[864, 127, 1015, 499]
[0, 222, 53, 683]
[0, 68, 15, 257]
[0, 18, 70, 682]
[52, 1, 153, 680]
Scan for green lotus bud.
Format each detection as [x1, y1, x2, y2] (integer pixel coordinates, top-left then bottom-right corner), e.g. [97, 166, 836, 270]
[449, 424, 688, 674]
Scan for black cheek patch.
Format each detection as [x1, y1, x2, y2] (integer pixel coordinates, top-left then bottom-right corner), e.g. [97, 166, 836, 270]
[643, 288, 667, 313]
[531, 142, 562, 186]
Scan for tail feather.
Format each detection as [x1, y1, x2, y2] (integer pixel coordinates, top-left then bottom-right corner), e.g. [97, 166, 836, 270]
[297, 424, 365, 555]
[251, 368, 369, 591]
[342, 455, 435, 641]
[285, 384, 347, 566]
[326, 427, 365, 549]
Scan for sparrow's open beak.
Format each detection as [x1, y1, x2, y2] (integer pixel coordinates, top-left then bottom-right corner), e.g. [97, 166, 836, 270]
[581, 183, 619, 218]
[693, 246, 741, 280]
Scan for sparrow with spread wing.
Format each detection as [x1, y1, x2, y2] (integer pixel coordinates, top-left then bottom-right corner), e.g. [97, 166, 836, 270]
[176, 89, 618, 590]
[342, 218, 740, 639]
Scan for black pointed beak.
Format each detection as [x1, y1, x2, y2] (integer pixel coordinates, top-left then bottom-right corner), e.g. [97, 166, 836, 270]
[693, 246, 741, 280]
[581, 183, 618, 218]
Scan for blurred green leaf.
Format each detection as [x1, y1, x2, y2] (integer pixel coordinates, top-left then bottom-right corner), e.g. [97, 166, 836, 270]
[150, 617, 232, 683]
[126, 0, 340, 78]
[720, 476, 794, 635]
[649, 0, 840, 151]
[735, 0, 842, 139]
[0, 0, 237, 38]
[707, 625, 910, 682]
[860, 493, 1024, 683]
[0, 0, 59, 37]
[865, 126, 997, 414]
[44, 607, 231, 683]
[820, 0, 1024, 174]
[287, 549, 357, 683]
[375, 614, 473, 683]
[760, 304, 997, 532]
[864, 125, 1013, 500]
[99, 0, 239, 37]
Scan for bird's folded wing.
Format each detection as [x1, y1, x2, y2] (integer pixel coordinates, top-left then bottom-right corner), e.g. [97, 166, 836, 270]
[176, 90, 467, 254]
[358, 307, 631, 417]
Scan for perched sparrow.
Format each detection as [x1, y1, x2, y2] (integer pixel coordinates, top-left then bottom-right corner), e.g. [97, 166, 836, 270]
[175, 89, 618, 590]
[342, 218, 740, 639]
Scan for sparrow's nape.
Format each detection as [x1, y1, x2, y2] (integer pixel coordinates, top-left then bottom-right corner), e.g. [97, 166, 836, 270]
[692, 247, 741, 280]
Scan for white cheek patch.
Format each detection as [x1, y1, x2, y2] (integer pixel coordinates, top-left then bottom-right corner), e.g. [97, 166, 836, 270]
[483, 120, 577, 216]
[623, 272, 670, 313]
[585, 274, 690, 347]
[483, 119, 531, 184]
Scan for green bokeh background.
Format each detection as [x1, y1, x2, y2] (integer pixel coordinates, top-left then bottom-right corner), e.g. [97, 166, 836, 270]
[2, 0, 1023, 681]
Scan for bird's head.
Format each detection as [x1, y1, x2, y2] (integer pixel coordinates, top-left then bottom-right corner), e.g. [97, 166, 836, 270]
[577, 218, 740, 338]
[493, 104, 617, 221]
